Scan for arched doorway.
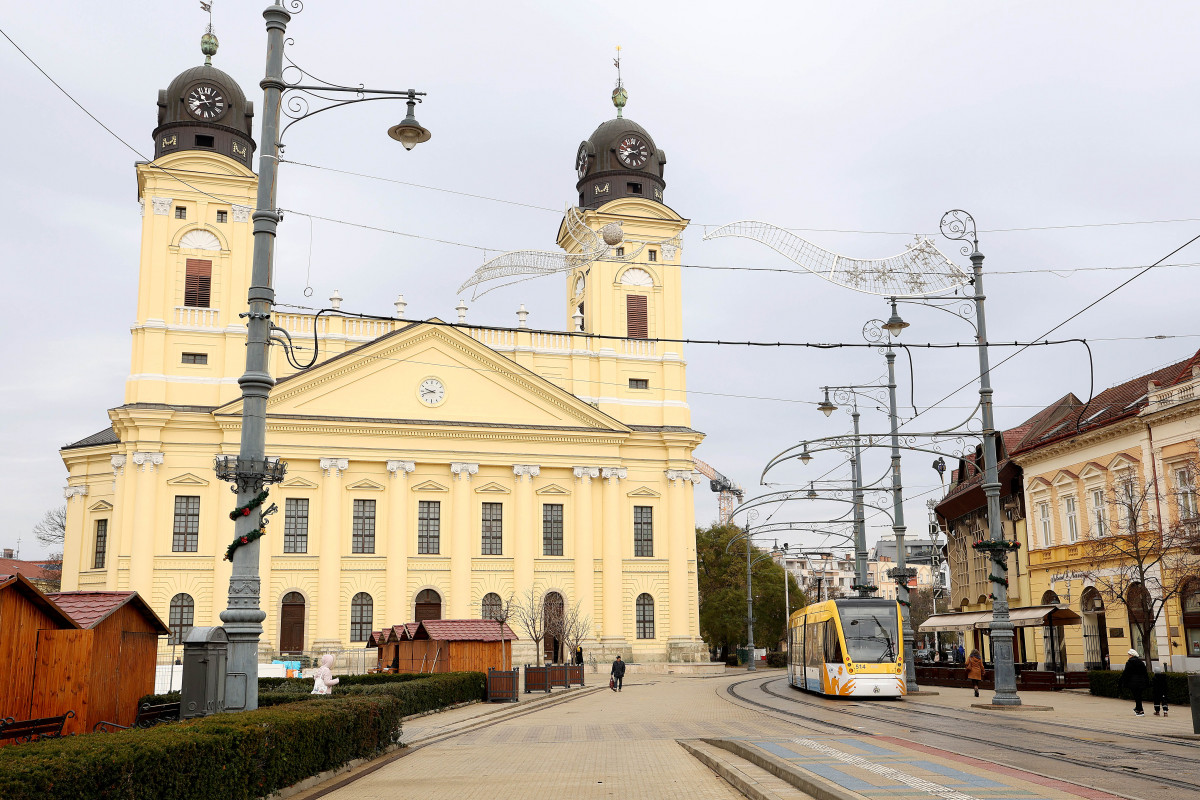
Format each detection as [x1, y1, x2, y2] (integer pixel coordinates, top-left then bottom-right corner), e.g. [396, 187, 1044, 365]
[1041, 590, 1066, 672]
[415, 589, 442, 622]
[543, 591, 564, 663]
[1080, 587, 1109, 669]
[1126, 583, 1157, 660]
[280, 592, 305, 654]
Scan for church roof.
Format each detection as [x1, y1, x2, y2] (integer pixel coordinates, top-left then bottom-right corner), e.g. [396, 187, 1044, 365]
[63, 426, 119, 450]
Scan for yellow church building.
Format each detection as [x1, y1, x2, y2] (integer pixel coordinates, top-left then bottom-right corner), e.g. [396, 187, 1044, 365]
[58, 39, 709, 664]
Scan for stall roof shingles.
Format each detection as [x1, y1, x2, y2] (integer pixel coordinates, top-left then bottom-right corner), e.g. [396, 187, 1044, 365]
[46, 591, 170, 634]
[417, 619, 517, 642]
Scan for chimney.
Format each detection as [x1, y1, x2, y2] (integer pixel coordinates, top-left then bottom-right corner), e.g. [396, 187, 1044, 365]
[2, 548, 13, 559]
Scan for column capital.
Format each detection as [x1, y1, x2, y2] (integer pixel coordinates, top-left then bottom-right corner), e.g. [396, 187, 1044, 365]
[111, 454, 127, 475]
[131, 452, 164, 472]
[601, 467, 627, 481]
[386, 460, 415, 477]
[513, 464, 541, 480]
[320, 457, 349, 477]
[451, 462, 479, 480]
[573, 466, 601, 480]
[151, 197, 172, 215]
[63, 485, 89, 500]
[232, 204, 252, 223]
[665, 469, 696, 484]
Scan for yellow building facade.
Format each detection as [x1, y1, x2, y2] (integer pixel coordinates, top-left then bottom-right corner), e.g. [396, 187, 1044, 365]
[1010, 353, 1200, 673]
[58, 45, 708, 663]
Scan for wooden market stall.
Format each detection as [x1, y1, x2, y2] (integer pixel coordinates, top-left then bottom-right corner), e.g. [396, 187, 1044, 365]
[0, 574, 80, 736]
[45, 591, 170, 734]
[367, 619, 516, 674]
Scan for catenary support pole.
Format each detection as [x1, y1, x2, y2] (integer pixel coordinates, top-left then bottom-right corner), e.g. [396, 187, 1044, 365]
[885, 336, 919, 692]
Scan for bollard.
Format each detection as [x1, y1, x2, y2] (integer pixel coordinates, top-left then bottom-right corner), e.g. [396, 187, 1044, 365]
[1189, 674, 1200, 735]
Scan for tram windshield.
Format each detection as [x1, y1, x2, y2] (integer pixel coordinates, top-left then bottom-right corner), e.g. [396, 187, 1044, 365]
[836, 600, 899, 664]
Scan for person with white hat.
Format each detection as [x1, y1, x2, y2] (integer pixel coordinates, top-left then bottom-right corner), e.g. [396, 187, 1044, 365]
[1117, 647, 1148, 716]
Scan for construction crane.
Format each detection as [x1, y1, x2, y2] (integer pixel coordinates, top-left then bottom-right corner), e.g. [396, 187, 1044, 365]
[692, 458, 744, 524]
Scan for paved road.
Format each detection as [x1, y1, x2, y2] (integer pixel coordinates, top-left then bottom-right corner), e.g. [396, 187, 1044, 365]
[726, 672, 1200, 800]
[296, 671, 1199, 800]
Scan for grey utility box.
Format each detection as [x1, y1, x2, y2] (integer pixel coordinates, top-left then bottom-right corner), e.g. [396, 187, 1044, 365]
[181, 626, 229, 719]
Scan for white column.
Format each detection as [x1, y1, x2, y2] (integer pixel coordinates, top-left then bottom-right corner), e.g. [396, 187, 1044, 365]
[385, 460, 415, 624]
[665, 470, 690, 640]
[108, 455, 128, 589]
[573, 467, 599, 639]
[316, 458, 347, 648]
[513, 465, 539, 599]
[449, 462, 478, 618]
[61, 485, 89, 590]
[600, 467, 627, 647]
[129, 452, 163, 596]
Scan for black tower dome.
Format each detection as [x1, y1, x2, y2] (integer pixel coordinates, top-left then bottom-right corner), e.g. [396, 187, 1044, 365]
[574, 84, 665, 210]
[152, 31, 255, 167]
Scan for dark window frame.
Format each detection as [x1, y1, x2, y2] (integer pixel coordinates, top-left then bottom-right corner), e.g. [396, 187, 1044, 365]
[481, 502, 503, 555]
[482, 592, 503, 621]
[284, 498, 309, 553]
[628, 378, 649, 390]
[352, 499, 376, 554]
[175, 206, 187, 220]
[184, 258, 212, 308]
[172, 495, 200, 552]
[634, 505, 654, 557]
[216, 210, 228, 223]
[349, 592, 373, 641]
[418, 500, 440, 554]
[648, 249, 657, 262]
[93, 519, 108, 569]
[169, 593, 194, 645]
[542, 503, 564, 556]
[636, 593, 655, 639]
[181, 352, 208, 365]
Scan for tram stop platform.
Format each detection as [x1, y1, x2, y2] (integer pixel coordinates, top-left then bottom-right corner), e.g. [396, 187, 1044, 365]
[681, 735, 1124, 800]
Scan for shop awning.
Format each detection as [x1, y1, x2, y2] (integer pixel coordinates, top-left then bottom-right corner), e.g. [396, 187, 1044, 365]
[917, 605, 1082, 633]
[918, 611, 990, 632]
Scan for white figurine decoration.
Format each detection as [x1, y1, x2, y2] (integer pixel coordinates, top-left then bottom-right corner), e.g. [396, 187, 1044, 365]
[310, 653, 340, 694]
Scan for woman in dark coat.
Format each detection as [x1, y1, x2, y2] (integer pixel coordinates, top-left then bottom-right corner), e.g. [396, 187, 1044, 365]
[1118, 648, 1149, 716]
[965, 649, 985, 698]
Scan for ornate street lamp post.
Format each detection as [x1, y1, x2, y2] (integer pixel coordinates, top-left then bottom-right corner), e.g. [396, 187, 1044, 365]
[214, 0, 431, 711]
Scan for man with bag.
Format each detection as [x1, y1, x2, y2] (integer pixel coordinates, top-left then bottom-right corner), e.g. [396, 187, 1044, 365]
[610, 654, 625, 692]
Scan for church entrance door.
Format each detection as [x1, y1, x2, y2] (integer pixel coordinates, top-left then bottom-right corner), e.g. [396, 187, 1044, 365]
[280, 592, 305, 654]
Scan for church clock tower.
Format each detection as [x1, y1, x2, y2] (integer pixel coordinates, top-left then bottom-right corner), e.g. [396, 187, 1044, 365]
[127, 30, 258, 408]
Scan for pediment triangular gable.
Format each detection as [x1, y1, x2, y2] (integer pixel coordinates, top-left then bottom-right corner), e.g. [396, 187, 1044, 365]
[475, 481, 510, 494]
[347, 479, 384, 491]
[1108, 452, 1141, 471]
[216, 321, 630, 434]
[536, 483, 570, 495]
[413, 480, 448, 492]
[1028, 476, 1052, 490]
[282, 476, 319, 489]
[627, 486, 661, 498]
[1051, 469, 1079, 487]
[166, 472, 209, 486]
[88, 500, 113, 512]
[1078, 461, 1108, 480]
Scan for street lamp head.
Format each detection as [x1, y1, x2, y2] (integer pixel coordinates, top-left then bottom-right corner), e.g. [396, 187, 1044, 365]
[806, 481, 817, 499]
[882, 298, 909, 337]
[800, 447, 813, 465]
[387, 94, 432, 151]
[817, 388, 836, 417]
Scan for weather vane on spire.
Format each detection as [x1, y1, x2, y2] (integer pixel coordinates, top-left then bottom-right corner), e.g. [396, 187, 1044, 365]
[199, 1, 219, 65]
[612, 45, 628, 118]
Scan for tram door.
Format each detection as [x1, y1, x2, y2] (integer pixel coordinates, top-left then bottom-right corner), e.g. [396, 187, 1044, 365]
[804, 621, 825, 691]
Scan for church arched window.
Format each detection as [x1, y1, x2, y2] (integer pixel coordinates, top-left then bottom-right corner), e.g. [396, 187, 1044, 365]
[349, 592, 373, 642]
[169, 593, 194, 645]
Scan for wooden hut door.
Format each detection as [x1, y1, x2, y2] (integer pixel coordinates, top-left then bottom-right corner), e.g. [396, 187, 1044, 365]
[280, 593, 305, 654]
[29, 629, 91, 734]
[415, 589, 442, 622]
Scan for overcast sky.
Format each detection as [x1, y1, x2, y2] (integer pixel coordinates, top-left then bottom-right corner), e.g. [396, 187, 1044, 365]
[3, 2, 1199, 560]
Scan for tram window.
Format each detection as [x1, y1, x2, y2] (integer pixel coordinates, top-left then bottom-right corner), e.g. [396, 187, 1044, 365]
[825, 621, 843, 662]
[839, 603, 900, 663]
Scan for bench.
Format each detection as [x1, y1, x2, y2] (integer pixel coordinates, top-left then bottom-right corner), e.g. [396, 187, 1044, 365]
[93, 702, 181, 733]
[0, 711, 75, 744]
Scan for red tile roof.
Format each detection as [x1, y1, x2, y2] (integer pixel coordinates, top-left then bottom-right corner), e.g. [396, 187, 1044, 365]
[46, 591, 170, 634]
[0, 557, 60, 583]
[415, 619, 517, 642]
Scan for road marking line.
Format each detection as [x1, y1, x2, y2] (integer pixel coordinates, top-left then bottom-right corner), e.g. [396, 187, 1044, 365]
[792, 739, 984, 800]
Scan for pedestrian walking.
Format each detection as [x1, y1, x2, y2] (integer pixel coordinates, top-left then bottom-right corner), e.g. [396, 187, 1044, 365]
[575, 646, 584, 666]
[965, 649, 985, 697]
[955, 643, 965, 663]
[1151, 663, 1169, 717]
[1118, 648, 1148, 716]
[610, 654, 626, 692]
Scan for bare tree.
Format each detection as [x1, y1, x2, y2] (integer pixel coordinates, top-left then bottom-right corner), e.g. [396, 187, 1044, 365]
[486, 592, 516, 669]
[1079, 462, 1200, 664]
[33, 506, 67, 549]
[510, 587, 548, 666]
[561, 599, 592, 665]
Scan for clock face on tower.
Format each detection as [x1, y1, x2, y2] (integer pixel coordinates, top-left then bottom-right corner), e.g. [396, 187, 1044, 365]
[616, 135, 651, 168]
[186, 84, 227, 121]
[418, 378, 446, 406]
[576, 144, 589, 178]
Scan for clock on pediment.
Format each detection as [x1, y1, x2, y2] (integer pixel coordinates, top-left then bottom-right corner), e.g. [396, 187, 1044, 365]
[418, 377, 446, 407]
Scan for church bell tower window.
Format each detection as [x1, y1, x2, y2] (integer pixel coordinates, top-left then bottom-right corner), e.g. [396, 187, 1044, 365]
[626, 295, 648, 339]
[184, 259, 212, 308]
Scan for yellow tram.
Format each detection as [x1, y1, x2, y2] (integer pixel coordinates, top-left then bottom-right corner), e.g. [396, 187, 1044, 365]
[787, 598, 905, 697]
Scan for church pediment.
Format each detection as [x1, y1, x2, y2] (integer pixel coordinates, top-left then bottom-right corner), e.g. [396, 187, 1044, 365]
[281, 476, 319, 489]
[412, 480, 448, 492]
[216, 322, 630, 435]
[89, 500, 114, 512]
[474, 481, 510, 494]
[627, 486, 661, 498]
[347, 479, 384, 491]
[536, 483, 570, 495]
[166, 472, 209, 486]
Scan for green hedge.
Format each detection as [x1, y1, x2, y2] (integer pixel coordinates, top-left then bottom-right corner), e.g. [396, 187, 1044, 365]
[4, 672, 486, 800]
[765, 652, 788, 669]
[141, 670, 443, 707]
[1087, 669, 1193, 706]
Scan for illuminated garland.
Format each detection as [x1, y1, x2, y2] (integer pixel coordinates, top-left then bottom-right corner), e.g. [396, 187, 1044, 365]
[224, 490, 271, 561]
[850, 583, 879, 594]
[971, 539, 1020, 552]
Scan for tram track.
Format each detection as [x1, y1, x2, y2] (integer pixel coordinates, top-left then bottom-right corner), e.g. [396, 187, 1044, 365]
[723, 675, 1200, 796]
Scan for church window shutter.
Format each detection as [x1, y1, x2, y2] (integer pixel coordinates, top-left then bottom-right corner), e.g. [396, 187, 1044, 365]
[184, 259, 212, 308]
[626, 294, 648, 339]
